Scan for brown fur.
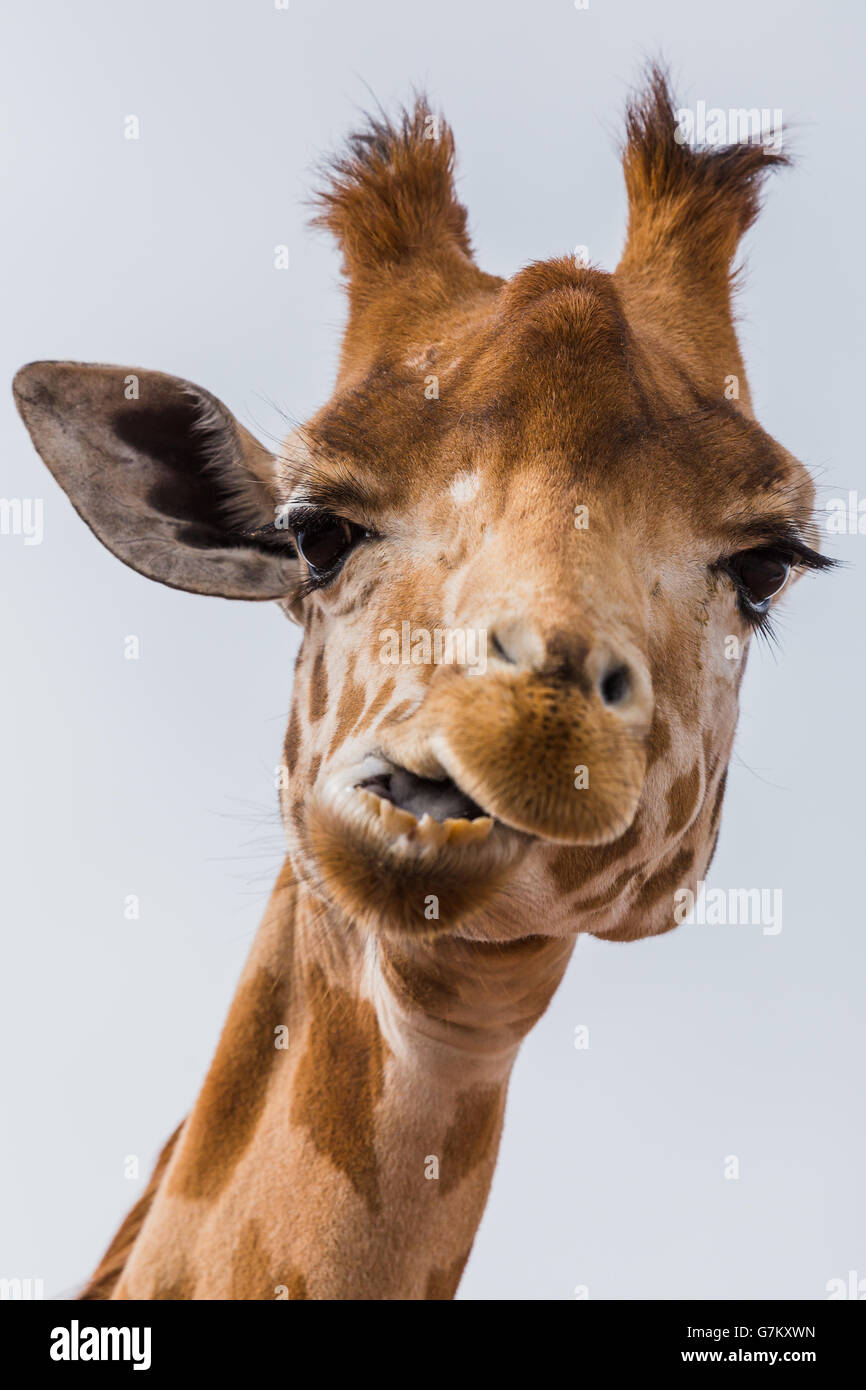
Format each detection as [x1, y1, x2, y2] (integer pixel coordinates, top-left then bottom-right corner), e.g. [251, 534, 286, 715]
[284, 1269, 310, 1300]
[230, 1218, 276, 1300]
[439, 1087, 504, 1196]
[79, 1123, 183, 1300]
[425, 1250, 472, 1300]
[290, 966, 388, 1212]
[665, 760, 703, 836]
[168, 965, 290, 1201]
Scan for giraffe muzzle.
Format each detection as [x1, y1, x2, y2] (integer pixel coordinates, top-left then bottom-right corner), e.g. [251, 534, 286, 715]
[377, 665, 653, 846]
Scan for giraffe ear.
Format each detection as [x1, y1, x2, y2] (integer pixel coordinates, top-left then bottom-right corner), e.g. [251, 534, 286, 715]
[614, 68, 788, 392]
[13, 361, 299, 600]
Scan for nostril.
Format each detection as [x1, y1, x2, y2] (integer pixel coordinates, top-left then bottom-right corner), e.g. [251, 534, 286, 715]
[599, 662, 632, 708]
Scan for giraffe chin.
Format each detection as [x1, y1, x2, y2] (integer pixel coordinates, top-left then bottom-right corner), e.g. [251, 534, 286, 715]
[303, 760, 528, 935]
[303, 756, 641, 936]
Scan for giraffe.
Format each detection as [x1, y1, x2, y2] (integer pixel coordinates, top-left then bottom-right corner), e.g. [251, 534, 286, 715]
[14, 70, 831, 1301]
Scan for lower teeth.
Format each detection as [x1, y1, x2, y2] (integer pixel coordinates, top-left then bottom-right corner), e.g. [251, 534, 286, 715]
[354, 786, 493, 844]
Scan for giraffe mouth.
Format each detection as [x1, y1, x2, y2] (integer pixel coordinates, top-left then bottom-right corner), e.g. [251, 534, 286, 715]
[310, 755, 530, 934]
[354, 765, 495, 846]
[360, 767, 484, 821]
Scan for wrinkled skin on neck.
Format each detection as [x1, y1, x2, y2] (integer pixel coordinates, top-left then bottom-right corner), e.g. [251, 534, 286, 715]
[111, 872, 574, 1300]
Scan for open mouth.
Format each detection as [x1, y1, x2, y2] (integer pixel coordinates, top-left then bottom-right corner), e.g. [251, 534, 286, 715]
[352, 762, 495, 847]
[310, 755, 531, 936]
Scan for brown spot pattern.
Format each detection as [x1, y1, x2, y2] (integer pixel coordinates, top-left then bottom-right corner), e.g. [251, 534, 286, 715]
[633, 845, 695, 911]
[291, 966, 387, 1212]
[168, 967, 288, 1201]
[383, 697, 417, 725]
[357, 674, 396, 734]
[230, 1217, 274, 1300]
[308, 648, 328, 722]
[440, 1086, 503, 1197]
[283, 704, 301, 773]
[380, 947, 441, 1013]
[549, 816, 642, 894]
[645, 712, 671, 769]
[572, 864, 643, 914]
[284, 1268, 310, 1300]
[326, 658, 366, 758]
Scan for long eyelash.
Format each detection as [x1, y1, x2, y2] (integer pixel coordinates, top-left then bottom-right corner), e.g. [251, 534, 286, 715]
[244, 503, 321, 542]
[240, 505, 339, 559]
[297, 572, 329, 597]
[747, 605, 780, 648]
[721, 528, 838, 574]
[719, 533, 838, 643]
[778, 538, 838, 574]
[240, 520, 297, 553]
[242, 505, 377, 596]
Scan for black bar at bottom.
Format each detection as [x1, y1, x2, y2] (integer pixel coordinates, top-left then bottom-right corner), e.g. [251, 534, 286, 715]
[2, 1297, 863, 1374]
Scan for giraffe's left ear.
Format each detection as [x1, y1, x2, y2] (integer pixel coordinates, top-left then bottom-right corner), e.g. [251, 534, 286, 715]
[13, 361, 300, 600]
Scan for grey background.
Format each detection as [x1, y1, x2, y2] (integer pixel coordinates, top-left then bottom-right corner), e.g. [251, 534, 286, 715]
[1, 0, 863, 1300]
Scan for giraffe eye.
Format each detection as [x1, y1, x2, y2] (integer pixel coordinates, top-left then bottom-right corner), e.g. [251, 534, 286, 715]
[725, 548, 792, 614]
[293, 513, 366, 580]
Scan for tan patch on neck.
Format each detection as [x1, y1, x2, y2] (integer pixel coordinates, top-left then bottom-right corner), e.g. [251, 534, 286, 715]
[439, 1086, 503, 1197]
[291, 965, 387, 1212]
[168, 966, 288, 1201]
[152, 1256, 196, 1300]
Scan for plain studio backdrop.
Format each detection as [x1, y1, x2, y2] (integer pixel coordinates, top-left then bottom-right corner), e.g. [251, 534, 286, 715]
[1, 0, 863, 1301]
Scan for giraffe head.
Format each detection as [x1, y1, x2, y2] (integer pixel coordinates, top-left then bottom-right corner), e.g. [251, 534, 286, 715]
[14, 72, 831, 945]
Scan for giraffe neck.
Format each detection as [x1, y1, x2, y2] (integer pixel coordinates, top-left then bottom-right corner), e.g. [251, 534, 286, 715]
[114, 861, 574, 1300]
